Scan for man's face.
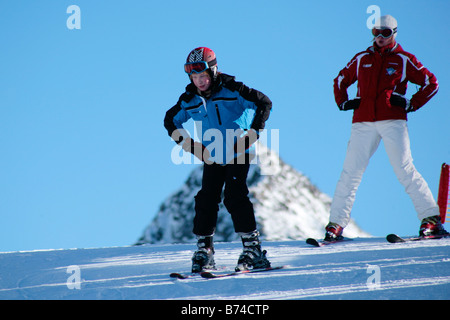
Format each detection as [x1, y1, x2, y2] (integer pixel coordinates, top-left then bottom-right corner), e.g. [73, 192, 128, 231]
[375, 34, 395, 47]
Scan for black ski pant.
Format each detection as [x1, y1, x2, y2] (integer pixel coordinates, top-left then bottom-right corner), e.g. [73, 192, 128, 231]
[193, 162, 256, 236]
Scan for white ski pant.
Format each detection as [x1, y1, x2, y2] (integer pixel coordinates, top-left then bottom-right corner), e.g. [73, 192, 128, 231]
[330, 120, 439, 228]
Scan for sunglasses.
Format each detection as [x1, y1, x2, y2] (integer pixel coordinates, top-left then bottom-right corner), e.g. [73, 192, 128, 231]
[372, 27, 397, 38]
[184, 59, 217, 75]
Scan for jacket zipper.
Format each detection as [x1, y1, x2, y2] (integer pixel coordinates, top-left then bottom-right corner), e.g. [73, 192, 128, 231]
[215, 104, 222, 125]
[373, 52, 385, 121]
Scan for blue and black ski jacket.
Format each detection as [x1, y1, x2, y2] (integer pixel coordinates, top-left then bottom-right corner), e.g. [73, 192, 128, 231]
[164, 73, 272, 164]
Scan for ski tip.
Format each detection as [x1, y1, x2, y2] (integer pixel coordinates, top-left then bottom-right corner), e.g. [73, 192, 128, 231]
[306, 237, 352, 247]
[386, 234, 405, 243]
[170, 272, 192, 279]
[306, 238, 321, 247]
[200, 272, 216, 279]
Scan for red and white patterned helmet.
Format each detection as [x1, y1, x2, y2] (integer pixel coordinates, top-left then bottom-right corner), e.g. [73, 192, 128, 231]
[184, 47, 218, 78]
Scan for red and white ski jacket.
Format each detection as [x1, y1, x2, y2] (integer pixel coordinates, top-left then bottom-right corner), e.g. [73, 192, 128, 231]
[333, 42, 439, 123]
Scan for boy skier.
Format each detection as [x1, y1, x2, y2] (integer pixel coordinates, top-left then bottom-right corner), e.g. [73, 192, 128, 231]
[164, 47, 272, 272]
[326, 15, 448, 240]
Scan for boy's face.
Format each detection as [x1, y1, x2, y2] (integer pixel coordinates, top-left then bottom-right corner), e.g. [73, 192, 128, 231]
[191, 72, 212, 92]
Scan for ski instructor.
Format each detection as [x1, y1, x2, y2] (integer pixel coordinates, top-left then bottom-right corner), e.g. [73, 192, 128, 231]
[325, 15, 447, 241]
[164, 47, 272, 273]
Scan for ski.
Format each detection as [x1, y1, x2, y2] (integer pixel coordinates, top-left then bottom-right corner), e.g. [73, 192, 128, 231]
[170, 266, 227, 279]
[386, 233, 450, 243]
[170, 272, 198, 280]
[306, 237, 352, 247]
[200, 266, 285, 279]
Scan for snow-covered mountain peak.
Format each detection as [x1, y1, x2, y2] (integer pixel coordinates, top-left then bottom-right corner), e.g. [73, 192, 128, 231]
[137, 143, 369, 245]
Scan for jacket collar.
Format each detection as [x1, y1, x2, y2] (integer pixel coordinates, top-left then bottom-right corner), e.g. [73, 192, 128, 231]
[368, 41, 402, 55]
[185, 73, 235, 98]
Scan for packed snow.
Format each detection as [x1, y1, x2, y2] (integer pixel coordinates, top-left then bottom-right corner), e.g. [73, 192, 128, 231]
[1, 237, 449, 302]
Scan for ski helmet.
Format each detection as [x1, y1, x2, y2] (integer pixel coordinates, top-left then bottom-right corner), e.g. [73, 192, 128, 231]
[184, 47, 218, 79]
[373, 15, 398, 39]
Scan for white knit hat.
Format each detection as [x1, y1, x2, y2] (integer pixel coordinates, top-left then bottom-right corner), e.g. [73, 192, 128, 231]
[374, 15, 398, 38]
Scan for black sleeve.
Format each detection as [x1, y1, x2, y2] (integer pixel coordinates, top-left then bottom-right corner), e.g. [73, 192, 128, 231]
[164, 102, 182, 143]
[244, 87, 272, 131]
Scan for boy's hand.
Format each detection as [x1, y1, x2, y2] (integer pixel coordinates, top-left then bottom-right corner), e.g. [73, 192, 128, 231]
[182, 137, 211, 163]
[234, 129, 258, 154]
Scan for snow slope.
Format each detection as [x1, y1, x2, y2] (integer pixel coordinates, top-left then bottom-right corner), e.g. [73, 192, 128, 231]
[1, 237, 449, 302]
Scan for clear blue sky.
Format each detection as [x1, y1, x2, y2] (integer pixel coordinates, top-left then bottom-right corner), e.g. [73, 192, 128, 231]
[1, 0, 448, 252]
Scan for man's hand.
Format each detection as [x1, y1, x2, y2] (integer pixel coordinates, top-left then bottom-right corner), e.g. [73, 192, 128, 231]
[339, 98, 360, 111]
[390, 94, 415, 113]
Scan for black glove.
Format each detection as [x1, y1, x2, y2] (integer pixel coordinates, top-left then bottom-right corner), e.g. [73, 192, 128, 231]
[390, 95, 414, 113]
[339, 98, 360, 111]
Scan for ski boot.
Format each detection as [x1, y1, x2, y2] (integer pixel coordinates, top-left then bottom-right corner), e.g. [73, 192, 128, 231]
[235, 230, 271, 272]
[419, 215, 449, 237]
[191, 235, 215, 273]
[324, 222, 344, 241]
